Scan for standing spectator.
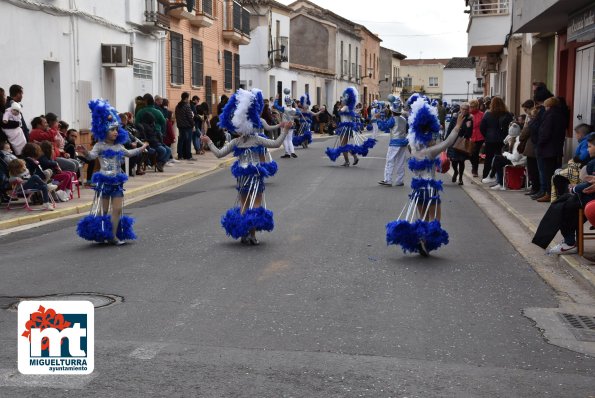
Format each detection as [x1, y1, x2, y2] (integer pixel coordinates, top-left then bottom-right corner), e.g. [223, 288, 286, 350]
[3, 84, 29, 142]
[261, 99, 275, 139]
[480, 96, 513, 180]
[0, 87, 7, 143]
[517, 100, 540, 195]
[2, 102, 26, 155]
[160, 98, 177, 162]
[175, 92, 195, 160]
[190, 95, 202, 154]
[217, 94, 229, 115]
[437, 100, 446, 131]
[533, 96, 569, 202]
[445, 102, 473, 185]
[468, 99, 484, 177]
[318, 105, 332, 135]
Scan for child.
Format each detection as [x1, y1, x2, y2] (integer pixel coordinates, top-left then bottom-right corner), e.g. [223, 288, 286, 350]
[1, 141, 18, 163]
[7, 158, 54, 211]
[76, 99, 148, 245]
[2, 102, 27, 156]
[39, 140, 76, 202]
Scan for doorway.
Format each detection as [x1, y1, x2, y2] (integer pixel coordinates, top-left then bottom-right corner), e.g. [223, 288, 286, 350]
[44, 61, 61, 116]
[573, 44, 594, 129]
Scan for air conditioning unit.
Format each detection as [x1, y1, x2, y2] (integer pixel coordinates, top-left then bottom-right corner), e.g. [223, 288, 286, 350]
[101, 44, 133, 67]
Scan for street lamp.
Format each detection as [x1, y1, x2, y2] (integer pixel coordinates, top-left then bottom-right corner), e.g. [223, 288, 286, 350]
[466, 81, 471, 101]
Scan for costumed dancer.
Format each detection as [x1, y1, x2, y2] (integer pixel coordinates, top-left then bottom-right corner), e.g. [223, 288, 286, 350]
[274, 89, 300, 158]
[368, 100, 385, 140]
[201, 88, 291, 245]
[292, 93, 320, 149]
[385, 94, 461, 256]
[378, 96, 409, 187]
[76, 99, 149, 245]
[325, 87, 377, 167]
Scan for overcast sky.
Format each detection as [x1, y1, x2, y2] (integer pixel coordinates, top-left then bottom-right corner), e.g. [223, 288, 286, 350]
[277, 0, 469, 59]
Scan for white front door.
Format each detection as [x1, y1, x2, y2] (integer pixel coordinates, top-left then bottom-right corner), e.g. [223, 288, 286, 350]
[573, 44, 595, 129]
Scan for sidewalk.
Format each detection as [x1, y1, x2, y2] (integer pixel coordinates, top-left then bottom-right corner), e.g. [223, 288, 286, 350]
[459, 165, 595, 294]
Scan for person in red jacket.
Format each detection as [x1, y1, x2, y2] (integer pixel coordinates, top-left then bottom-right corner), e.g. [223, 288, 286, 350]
[468, 99, 485, 177]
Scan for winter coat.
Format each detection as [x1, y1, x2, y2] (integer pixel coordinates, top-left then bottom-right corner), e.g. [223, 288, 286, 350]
[469, 108, 484, 142]
[502, 136, 526, 166]
[175, 101, 194, 129]
[479, 111, 513, 143]
[536, 106, 567, 158]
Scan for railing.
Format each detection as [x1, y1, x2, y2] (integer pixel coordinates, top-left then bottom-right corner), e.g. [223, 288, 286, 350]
[470, 0, 509, 16]
[473, 83, 484, 93]
[274, 36, 288, 61]
[145, 0, 170, 29]
[233, 1, 242, 32]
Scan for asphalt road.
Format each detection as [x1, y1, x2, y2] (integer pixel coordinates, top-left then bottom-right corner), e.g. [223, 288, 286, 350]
[0, 135, 594, 397]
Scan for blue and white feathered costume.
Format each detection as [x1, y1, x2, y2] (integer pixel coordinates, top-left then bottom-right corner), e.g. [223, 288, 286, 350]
[325, 87, 376, 162]
[76, 99, 144, 242]
[379, 97, 409, 186]
[273, 93, 301, 156]
[385, 94, 459, 255]
[208, 88, 287, 240]
[368, 100, 387, 139]
[292, 93, 314, 148]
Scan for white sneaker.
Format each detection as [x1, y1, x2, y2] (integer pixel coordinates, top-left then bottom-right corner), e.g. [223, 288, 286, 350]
[547, 242, 577, 255]
[490, 184, 506, 191]
[65, 189, 72, 198]
[170, 159, 180, 163]
[47, 183, 58, 191]
[482, 176, 496, 184]
[42, 202, 54, 211]
[164, 162, 174, 167]
[56, 190, 69, 202]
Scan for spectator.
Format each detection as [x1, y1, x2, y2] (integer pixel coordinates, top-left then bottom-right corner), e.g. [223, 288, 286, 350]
[318, 105, 332, 135]
[483, 123, 526, 190]
[138, 112, 170, 172]
[135, 93, 166, 139]
[533, 96, 569, 203]
[445, 102, 473, 185]
[174, 92, 195, 160]
[8, 158, 54, 210]
[39, 140, 75, 201]
[191, 95, 202, 154]
[517, 99, 540, 195]
[468, 99, 484, 177]
[21, 142, 55, 185]
[45, 113, 80, 174]
[0, 88, 7, 143]
[119, 113, 144, 177]
[2, 101, 26, 155]
[217, 95, 229, 115]
[261, 99, 275, 139]
[134, 95, 146, 115]
[480, 96, 513, 181]
[160, 98, 177, 162]
[206, 115, 226, 149]
[3, 85, 29, 142]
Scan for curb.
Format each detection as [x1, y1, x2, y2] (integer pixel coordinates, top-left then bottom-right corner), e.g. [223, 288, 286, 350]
[0, 157, 236, 231]
[459, 170, 595, 293]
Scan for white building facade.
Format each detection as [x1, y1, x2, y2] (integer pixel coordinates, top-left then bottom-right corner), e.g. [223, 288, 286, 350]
[239, 0, 297, 100]
[442, 57, 478, 105]
[0, 0, 166, 129]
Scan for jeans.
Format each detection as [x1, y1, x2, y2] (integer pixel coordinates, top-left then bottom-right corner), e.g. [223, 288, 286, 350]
[177, 127, 193, 159]
[23, 175, 49, 203]
[192, 129, 202, 153]
[537, 156, 560, 195]
[155, 145, 172, 164]
[526, 156, 540, 192]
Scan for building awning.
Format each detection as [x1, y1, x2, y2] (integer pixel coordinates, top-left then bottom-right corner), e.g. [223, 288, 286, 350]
[513, 0, 593, 33]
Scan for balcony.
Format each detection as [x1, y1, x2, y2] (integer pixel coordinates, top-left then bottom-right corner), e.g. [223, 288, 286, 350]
[272, 36, 288, 63]
[166, 0, 195, 19]
[223, 0, 250, 45]
[466, 0, 511, 57]
[144, 0, 170, 31]
[190, 0, 214, 28]
[473, 83, 484, 94]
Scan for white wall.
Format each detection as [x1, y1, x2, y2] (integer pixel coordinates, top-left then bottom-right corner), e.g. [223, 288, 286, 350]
[443, 68, 477, 104]
[240, 25, 268, 65]
[336, 31, 360, 79]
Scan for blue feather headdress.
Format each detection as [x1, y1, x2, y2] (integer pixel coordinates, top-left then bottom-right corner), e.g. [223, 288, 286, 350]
[341, 87, 358, 111]
[88, 99, 128, 144]
[407, 97, 441, 146]
[300, 93, 311, 108]
[218, 89, 264, 135]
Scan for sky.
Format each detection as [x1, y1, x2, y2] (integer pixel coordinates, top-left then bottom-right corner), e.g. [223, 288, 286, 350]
[276, 0, 469, 59]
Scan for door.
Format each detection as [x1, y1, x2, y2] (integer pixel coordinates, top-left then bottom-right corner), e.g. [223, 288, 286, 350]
[44, 61, 61, 116]
[573, 44, 594, 129]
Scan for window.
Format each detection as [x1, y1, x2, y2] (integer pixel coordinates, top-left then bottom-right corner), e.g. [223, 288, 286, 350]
[348, 44, 352, 77]
[133, 62, 152, 79]
[224, 50, 233, 90]
[429, 77, 438, 87]
[234, 53, 240, 91]
[403, 77, 412, 87]
[305, 83, 309, 94]
[191, 39, 203, 87]
[170, 33, 184, 85]
[355, 48, 359, 78]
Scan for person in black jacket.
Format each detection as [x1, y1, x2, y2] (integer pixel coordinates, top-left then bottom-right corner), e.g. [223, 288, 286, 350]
[446, 103, 473, 185]
[2, 85, 29, 142]
[479, 96, 513, 180]
[175, 92, 195, 160]
[533, 96, 569, 202]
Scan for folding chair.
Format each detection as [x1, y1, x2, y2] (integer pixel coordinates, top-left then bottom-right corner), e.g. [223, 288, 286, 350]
[70, 175, 81, 199]
[6, 182, 56, 211]
[577, 208, 595, 256]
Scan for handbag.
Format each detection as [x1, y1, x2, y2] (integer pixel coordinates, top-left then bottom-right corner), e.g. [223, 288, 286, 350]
[437, 151, 450, 173]
[452, 136, 472, 155]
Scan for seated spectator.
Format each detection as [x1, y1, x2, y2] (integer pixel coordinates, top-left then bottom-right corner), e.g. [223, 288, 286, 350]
[21, 142, 53, 183]
[2, 102, 26, 155]
[0, 142, 11, 203]
[532, 134, 595, 254]
[119, 113, 145, 176]
[30, 115, 79, 174]
[138, 112, 170, 172]
[550, 123, 593, 201]
[39, 140, 76, 202]
[64, 129, 95, 186]
[7, 158, 54, 211]
[483, 122, 526, 190]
